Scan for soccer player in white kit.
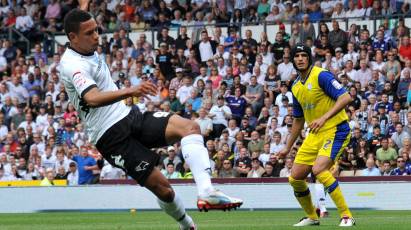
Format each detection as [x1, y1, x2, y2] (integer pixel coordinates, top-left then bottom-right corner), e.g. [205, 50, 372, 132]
[59, 2, 242, 229]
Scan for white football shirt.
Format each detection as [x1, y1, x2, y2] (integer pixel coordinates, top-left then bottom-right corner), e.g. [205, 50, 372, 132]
[59, 47, 131, 144]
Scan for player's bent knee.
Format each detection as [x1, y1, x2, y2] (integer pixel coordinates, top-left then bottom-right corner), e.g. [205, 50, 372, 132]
[156, 185, 175, 203]
[312, 165, 328, 176]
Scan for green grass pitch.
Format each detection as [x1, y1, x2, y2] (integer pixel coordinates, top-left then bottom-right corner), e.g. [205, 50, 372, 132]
[0, 210, 410, 230]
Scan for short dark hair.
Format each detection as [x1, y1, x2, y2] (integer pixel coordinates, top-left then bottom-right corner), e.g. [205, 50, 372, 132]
[64, 9, 92, 40]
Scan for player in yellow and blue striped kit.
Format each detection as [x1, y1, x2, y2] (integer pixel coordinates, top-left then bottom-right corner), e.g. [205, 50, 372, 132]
[279, 44, 355, 227]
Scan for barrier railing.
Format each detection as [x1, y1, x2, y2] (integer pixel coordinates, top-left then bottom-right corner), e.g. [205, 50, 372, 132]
[50, 14, 411, 51]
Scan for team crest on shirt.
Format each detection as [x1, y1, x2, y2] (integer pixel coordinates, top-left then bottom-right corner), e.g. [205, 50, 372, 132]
[307, 83, 312, 90]
[73, 72, 87, 88]
[111, 155, 125, 168]
[323, 139, 332, 149]
[135, 161, 149, 172]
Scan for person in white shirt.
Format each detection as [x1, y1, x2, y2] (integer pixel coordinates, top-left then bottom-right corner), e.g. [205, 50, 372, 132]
[195, 108, 213, 138]
[7, 76, 29, 104]
[100, 161, 126, 180]
[331, 2, 346, 19]
[41, 146, 56, 170]
[194, 66, 209, 86]
[18, 113, 37, 132]
[67, 161, 79, 186]
[277, 53, 297, 82]
[197, 30, 217, 63]
[226, 119, 240, 139]
[254, 55, 268, 75]
[275, 83, 293, 107]
[345, 0, 362, 18]
[47, 54, 61, 75]
[352, 59, 372, 89]
[54, 150, 73, 172]
[260, 44, 274, 66]
[343, 60, 357, 80]
[343, 42, 359, 66]
[35, 105, 49, 131]
[176, 76, 194, 105]
[15, 8, 33, 33]
[239, 64, 252, 85]
[279, 157, 293, 177]
[270, 131, 285, 154]
[209, 96, 232, 137]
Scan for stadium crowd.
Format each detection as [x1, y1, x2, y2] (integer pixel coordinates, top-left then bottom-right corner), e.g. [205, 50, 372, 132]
[0, 0, 411, 185]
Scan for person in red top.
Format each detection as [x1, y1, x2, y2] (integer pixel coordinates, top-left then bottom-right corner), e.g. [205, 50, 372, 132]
[399, 35, 411, 62]
[4, 10, 16, 28]
[123, 0, 135, 21]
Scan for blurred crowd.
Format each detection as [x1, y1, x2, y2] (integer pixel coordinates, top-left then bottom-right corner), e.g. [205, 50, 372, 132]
[0, 0, 411, 186]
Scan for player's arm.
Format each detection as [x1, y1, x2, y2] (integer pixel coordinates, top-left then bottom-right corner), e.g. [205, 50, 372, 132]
[309, 71, 353, 133]
[82, 82, 157, 108]
[279, 95, 305, 158]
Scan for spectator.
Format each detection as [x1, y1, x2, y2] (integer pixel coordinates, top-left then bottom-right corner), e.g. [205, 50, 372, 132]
[194, 30, 217, 64]
[162, 162, 182, 179]
[195, 108, 213, 139]
[218, 158, 235, 178]
[380, 160, 393, 176]
[209, 96, 231, 138]
[67, 161, 79, 186]
[362, 158, 382, 176]
[234, 147, 251, 177]
[391, 122, 410, 148]
[100, 162, 126, 180]
[243, 76, 264, 114]
[163, 146, 182, 172]
[399, 35, 411, 62]
[269, 131, 284, 154]
[299, 14, 316, 43]
[15, 8, 33, 37]
[328, 20, 348, 52]
[376, 138, 398, 166]
[72, 146, 98, 185]
[156, 43, 174, 81]
[279, 157, 293, 177]
[40, 168, 55, 186]
[247, 158, 265, 178]
[391, 156, 411, 175]
[247, 131, 264, 154]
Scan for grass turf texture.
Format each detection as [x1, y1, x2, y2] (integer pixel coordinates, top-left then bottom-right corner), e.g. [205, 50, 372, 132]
[0, 210, 410, 230]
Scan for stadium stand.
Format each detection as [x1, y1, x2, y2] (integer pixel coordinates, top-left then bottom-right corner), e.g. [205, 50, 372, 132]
[0, 0, 410, 186]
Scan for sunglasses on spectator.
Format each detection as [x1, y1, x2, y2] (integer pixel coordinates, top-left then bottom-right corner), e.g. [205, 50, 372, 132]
[223, 162, 231, 165]
[398, 160, 405, 163]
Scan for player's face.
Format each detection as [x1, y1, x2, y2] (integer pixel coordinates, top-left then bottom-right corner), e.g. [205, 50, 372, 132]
[293, 52, 309, 71]
[70, 19, 99, 53]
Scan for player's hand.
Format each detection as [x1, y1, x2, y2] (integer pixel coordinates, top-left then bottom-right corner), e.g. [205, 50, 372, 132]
[308, 116, 327, 134]
[278, 147, 290, 158]
[130, 81, 157, 98]
[78, 0, 90, 10]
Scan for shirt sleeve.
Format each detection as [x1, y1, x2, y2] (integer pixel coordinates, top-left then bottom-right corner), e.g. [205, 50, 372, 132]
[292, 94, 304, 118]
[318, 71, 347, 101]
[70, 67, 97, 99]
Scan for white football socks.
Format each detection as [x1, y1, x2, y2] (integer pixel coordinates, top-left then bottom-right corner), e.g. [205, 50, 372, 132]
[181, 134, 214, 197]
[315, 183, 327, 213]
[157, 194, 194, 228]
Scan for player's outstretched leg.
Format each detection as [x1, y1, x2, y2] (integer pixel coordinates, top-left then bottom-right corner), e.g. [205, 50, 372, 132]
[165, 115, 243, 211]
[313, 157, 355, 227]
[145, 168, 196, 230]
[314, 183, 329, 218]
[289, 164, 319, 226]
